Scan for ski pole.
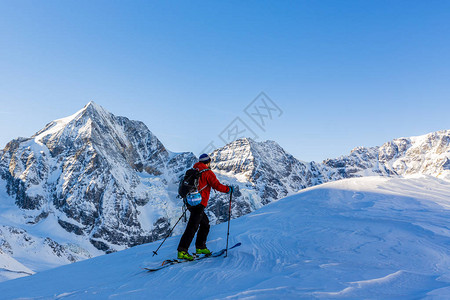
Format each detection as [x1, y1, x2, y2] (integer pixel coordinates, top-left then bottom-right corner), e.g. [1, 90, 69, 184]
[225, 189, 232, 258]
[153, 207, 187, 256]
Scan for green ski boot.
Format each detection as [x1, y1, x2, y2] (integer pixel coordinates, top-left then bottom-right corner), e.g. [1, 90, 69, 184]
[196, 248, 212, 255]
[177, 251, 194, 261]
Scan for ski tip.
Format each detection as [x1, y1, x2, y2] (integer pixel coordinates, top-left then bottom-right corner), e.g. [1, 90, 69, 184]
[142, 267, 156, 272]
[230, 242, 241, 249]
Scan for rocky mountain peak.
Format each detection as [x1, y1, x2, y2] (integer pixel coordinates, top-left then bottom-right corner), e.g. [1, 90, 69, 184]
[210, 138, 321, 204]
[211, 138, 301, 177]
[321, 129, 450, 180]
[84, 100, 104, 112]
[31, 102, 126, 154]
[210, 138, 255, 178]
[0, 102, 196, 253]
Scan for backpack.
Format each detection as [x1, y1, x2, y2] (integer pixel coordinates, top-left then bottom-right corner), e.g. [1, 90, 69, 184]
[178, 168, 210, 206]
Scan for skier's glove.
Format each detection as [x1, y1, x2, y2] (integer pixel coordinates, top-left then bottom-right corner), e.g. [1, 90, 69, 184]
[227, 185, 236, 194]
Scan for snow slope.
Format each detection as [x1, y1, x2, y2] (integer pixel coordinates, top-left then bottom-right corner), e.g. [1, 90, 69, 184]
[1, 175, 450, 299]
[0, 251, 34, 282]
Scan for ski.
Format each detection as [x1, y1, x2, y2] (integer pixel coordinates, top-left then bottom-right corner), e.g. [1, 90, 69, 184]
[143, 242, 241, 272]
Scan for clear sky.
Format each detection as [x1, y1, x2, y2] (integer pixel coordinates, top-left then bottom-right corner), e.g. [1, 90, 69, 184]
[1, 1, 449, 162]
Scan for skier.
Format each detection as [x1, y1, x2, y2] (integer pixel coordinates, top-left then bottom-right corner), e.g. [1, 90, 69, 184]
[177, 153, 233, 261]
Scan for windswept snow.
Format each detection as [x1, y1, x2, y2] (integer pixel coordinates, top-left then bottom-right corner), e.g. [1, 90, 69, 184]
[1, 175, 450, 299]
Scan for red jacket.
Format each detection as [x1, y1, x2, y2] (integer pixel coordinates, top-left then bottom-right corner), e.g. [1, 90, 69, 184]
[194, 162, 230, 207]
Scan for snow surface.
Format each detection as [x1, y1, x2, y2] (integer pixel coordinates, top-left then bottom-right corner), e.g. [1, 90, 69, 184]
[0, 251, 34, 282]
[1, 175, 450, 299]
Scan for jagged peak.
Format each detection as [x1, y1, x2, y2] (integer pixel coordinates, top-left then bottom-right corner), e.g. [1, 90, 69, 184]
[210, 138, 251, 155]
[349, 146, 378, 154]
[218, 138, 285, 153]
[211, 137, 295, 174]
[211, 138, 291, 162]
[79, 101, 111, 120]
[386, 129, 450, 146]
[85, 100, 100, 109]
[82, 101, 108, 116]
[32, 102, 113, 144]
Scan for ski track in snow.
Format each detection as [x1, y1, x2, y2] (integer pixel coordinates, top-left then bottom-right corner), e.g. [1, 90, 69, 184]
[1, 176, 450, 299]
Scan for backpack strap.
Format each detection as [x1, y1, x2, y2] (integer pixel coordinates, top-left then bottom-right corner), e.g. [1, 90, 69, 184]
[194, 168, 210, 173]
[197, 168, 211, 192]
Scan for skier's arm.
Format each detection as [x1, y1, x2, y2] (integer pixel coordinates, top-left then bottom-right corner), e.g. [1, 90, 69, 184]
[206, 171, 230, 193]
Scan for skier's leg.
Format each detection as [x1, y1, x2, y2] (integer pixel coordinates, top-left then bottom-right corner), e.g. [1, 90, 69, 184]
[195, 210, 210, 249]
[177, 206, 203, 252]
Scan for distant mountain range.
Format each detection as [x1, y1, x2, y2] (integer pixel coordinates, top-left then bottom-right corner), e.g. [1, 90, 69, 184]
[1, 102, 449, 279]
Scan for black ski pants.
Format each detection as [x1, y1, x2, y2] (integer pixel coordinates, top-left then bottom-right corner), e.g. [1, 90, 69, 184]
[177, 205, 210, 252]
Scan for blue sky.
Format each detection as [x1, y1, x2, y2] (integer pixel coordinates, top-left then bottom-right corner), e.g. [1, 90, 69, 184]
[0, 1, 449, 162]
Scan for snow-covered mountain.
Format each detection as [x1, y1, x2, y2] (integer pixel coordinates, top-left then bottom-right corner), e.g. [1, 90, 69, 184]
[0, 102, 328, 267]
[0, 102, 196, 269]
[212, 138, 324, 201]
[1, 102, 450, 282]
[1, 175, 450, 299]
[322, 130, 450, 180]
[206, 138, 324, 223]
[207, 130, 450, 220]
